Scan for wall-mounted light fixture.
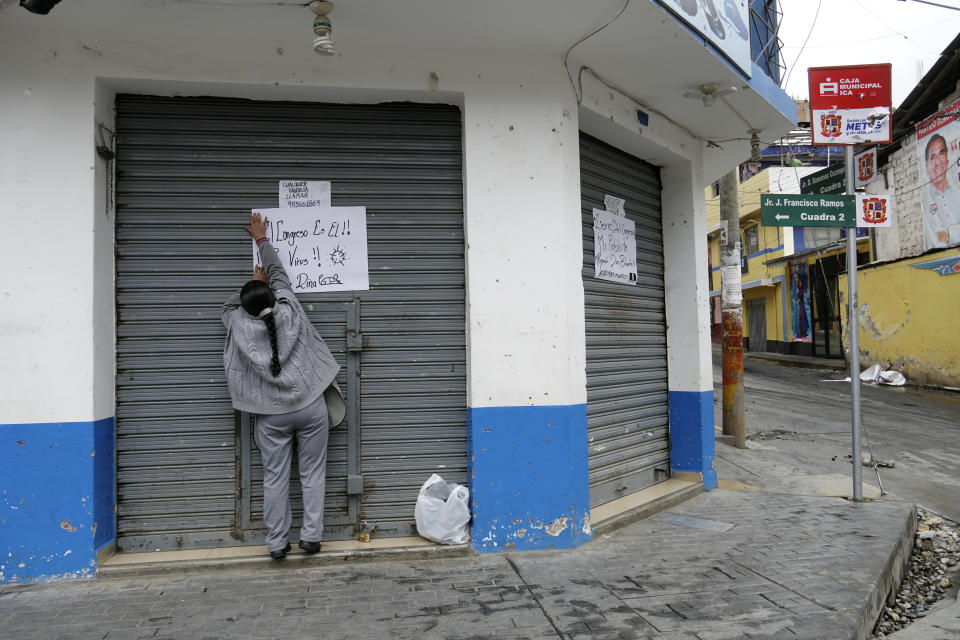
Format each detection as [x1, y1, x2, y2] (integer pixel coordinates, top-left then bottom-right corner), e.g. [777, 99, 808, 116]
[310, 1, 335, 56]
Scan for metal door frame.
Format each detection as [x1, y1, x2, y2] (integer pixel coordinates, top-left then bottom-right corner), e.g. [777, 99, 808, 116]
[747, 298, 767, 353]
[810, 261, 841, 359]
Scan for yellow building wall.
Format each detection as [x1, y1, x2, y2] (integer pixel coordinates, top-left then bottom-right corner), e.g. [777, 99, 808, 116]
[741, 224, 784, 281]
[742, 285, 784, 342]
[705, 170, 769, 230]
[707, 169, 790, 347]
[839, 248, 960, 387]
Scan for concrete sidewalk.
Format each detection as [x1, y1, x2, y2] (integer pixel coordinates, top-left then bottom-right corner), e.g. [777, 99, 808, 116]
[711, 344, 847, 373]
[0, 489, 915, 640]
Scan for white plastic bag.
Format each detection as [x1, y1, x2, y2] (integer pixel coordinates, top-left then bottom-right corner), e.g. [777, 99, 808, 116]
[414, 474, 471, 545]
[860, 363, 907, 386]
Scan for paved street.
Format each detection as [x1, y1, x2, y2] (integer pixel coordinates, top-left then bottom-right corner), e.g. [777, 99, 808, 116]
[0, 491, 914, 640]
[0, 355, 946, 640]
[713, 357, 960, 522]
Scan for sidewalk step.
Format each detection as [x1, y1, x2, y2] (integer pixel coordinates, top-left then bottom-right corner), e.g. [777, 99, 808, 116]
[711, 345, 847, 372]
[98, 479, 704, 579]
[591, 478, 704, 536]
[98, 537, 471, 580]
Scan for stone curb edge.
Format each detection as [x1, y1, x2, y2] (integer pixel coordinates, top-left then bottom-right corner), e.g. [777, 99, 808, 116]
[853, 501, 919, 640]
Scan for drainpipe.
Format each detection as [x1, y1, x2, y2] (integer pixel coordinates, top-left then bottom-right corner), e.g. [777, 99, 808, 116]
[719, 169, 746, 449]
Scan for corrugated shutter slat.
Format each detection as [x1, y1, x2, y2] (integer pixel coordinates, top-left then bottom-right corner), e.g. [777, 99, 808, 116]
[116, 96, 465, 550]
[580, 133, 670, 508]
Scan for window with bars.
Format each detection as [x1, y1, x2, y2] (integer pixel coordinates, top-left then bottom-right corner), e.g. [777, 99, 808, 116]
[744, 225, 760, 254]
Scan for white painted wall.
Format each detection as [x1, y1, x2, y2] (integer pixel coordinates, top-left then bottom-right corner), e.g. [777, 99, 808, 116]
[0, 20, 593, 420]
[92, 80, 116, 422]
[0, 33, 100, 423]
[872, 135, 922, 261]
[462, 66, 587, 408]
[661, 164, 713, 393]
[1, 5, 736, 420]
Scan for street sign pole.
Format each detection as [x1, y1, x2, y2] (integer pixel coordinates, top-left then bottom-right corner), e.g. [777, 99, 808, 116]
[809, 63, 892, 503]
[846, 146, 863, 501]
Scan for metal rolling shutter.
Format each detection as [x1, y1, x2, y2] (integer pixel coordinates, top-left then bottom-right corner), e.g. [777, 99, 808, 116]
[579, 133, 670, 508]
[115, 96, 466, 550]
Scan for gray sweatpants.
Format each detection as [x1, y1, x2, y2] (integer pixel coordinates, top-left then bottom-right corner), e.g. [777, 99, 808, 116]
[257, 394, 329, 552]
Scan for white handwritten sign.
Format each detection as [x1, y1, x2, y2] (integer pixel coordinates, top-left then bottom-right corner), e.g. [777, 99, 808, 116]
[721, 265, 742, 305]
[279, 180, 331, 208]
[593, 208, 637, 285]
[604, 194, 626, 216]
[252, 206, 369, 292]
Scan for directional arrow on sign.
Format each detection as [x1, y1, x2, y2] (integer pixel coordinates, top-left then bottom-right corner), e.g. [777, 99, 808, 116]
[760, 194, 856, 227]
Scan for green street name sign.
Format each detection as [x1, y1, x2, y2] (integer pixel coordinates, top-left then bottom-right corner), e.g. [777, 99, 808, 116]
[800, 164, 845, 195]
[760, 194, 856, 227]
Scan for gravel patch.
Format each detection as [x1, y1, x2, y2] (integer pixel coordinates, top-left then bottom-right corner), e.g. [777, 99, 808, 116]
[747, 429, 809, 441]
[872, 509, 960, 637]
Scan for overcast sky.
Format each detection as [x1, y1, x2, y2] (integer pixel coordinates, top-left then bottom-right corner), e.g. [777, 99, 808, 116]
[778, 0, 960, 107]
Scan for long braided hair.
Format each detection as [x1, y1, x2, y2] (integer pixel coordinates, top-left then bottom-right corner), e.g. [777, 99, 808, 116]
[240, 280, 281, 377]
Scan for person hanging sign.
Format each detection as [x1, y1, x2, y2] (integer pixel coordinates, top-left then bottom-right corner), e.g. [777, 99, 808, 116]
[251, 206, 370, 292]
[593, 208, 637, 284]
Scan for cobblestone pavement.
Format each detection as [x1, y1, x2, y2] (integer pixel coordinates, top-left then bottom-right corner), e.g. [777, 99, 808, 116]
[0, 490, 914, 640]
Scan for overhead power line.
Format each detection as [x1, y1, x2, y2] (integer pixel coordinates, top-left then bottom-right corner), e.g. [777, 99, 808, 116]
[902, 0, 960, 11]
[782, 0, 823, 90]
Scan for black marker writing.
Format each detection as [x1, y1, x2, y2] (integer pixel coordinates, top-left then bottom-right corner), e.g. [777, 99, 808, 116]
[288, 245, 308, 267]
[295, 273, 317, 290]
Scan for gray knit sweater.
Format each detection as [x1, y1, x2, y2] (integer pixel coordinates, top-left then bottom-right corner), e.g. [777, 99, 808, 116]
[222, 240, 341, 416]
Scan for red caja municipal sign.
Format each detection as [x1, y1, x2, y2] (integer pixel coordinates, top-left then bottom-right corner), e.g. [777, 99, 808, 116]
[808, 64, 892, 145]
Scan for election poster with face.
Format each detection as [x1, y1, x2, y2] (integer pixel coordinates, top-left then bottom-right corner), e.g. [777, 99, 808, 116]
[916, 97, 960, 251]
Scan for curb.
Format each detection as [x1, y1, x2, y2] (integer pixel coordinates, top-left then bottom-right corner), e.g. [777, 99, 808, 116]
[712, 347, 847, 373]
[854, 502, 918, 640]
[99, 483, 706, 581]
[97, 541, 473, 580]
[591, 482, 705, 538]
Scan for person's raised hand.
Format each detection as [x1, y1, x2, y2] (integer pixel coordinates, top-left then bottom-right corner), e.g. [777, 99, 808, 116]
[252, 264, 269, 283]
[245, 212, 268, 240]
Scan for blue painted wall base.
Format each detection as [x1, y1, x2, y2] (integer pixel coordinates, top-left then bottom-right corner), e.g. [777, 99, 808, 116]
[0, 418, 115, 584]
[468, 404, 591, 552]
[668, 391, 718, 490]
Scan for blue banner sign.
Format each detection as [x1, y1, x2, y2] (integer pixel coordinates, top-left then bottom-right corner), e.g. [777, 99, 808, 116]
[909, 255, 960, 276]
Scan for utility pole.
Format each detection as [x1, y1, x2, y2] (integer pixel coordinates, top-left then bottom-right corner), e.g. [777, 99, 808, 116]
[845, 146, 863, 501]
[719, 168, 746, 449]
